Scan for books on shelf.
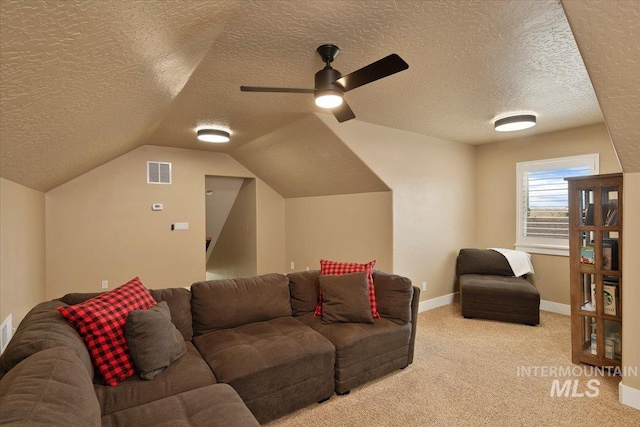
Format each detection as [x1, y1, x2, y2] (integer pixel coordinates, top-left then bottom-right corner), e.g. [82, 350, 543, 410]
[603, 283, 618, 316]
[602, 243, 612, 270]
[580, 246, 595, 269]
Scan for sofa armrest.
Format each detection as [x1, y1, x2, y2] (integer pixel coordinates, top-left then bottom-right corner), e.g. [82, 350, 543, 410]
[408, 285, 420, 364]
[371, 271, 419, 365]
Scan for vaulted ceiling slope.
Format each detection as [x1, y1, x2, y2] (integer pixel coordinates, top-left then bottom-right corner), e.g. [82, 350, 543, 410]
[562, 0, 640, 173]
[0, 0, 626, 193]
[0, 0, 240, 192]
[232, 115, 389, 198]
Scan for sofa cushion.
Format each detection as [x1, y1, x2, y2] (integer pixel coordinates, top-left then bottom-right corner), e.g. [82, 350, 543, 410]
[94, 341, 216, 415]
[320, 272, 374, 324]
[60, 287, 194, 341]
[288, 270, 321, 316]
[456, 248, 514, 276]
[297, 312, 411, 394]
[191, 273, 292, 335]
[193, 317, 335, 422]
[315, 259, 379, 318]
[0, 347, 101, 426]
[372, 270, 414, 325]
[57, 277, 157, 386]
[0, 300, 94, 379]
[125, 301, 187, 380]
[101, 384, 259, 427]
[149, 288, 193, 340]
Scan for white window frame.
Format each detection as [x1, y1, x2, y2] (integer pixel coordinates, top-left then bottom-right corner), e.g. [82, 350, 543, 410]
[515, 154, 599, 256]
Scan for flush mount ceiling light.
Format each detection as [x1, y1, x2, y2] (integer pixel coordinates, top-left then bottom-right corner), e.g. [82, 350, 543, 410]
[197, 128, 230, 143]
[494, 114, 537, 132]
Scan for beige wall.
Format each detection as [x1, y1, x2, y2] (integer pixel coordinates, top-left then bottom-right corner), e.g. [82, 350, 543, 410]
[207, 179, 257, 279]
[475, 124, 621, 304]
[45, 145, 285, 298]
[622, 172, 640, 391]
[0, 178, 46, 328]
[285, 192, 393, 273]
[318, 114, 476, 300]
[256, 179, 286, 274]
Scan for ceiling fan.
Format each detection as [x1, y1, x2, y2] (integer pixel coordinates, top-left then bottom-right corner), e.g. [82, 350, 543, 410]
[240, 44, 409, 123]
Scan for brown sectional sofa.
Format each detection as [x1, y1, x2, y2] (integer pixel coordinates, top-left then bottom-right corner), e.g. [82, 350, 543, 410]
[0, 271, 419, 425]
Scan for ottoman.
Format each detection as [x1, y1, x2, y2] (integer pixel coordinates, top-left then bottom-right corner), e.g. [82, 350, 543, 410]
[459, 274, 540, 325]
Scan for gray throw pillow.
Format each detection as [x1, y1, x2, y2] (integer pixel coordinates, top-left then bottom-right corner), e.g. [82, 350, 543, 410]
[125, 301, 187, 380]
[319, 272, 374, 324]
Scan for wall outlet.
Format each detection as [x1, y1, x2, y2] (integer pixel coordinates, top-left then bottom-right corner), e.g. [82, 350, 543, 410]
[290, 261, 295, 270]
[306, 266, 310, 271]
[102, 280, 109, 289]
[422, 282, 427, 291]
[172, 222, 189, 230]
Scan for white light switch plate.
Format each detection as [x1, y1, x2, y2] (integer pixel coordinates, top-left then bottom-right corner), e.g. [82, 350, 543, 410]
[172, 222, 189, 230]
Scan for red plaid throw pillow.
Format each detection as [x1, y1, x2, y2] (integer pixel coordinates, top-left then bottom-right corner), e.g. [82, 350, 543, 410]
[58, 277, 156, 386]
[314, 259, 379, 318]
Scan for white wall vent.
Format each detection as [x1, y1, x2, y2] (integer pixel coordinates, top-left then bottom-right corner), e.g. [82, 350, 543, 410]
[147, 161, 172, 184]
[1, 314, 12, 354]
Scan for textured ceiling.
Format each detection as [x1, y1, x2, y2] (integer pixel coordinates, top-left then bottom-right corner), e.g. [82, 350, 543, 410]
[0, 0, 616, 193]
[561, 0, 640, 173]
[0, 0, 240, 191]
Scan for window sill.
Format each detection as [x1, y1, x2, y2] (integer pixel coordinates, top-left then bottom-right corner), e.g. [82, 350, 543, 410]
[515, 244, 569, 257]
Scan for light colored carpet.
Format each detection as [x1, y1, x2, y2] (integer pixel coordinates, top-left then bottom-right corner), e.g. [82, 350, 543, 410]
[266, 302, 640, 427]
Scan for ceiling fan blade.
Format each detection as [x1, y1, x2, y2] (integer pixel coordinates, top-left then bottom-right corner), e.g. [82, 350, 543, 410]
[240, 86, 314, 94]
[335, 54, 409, 92]
[332, 100, 356, 123]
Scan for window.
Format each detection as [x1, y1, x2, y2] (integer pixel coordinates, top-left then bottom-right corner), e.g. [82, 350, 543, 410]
[516, 154, 599, 256]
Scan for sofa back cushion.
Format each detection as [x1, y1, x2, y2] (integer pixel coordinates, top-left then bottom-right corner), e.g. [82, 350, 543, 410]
[149, 288, 193, 341]
[288, 270, 321, 316]
[372, 271, 414, 325]
[456, 248, 514, 277]
[192, 273, 292, 335]
[0, 347, 101, 426]
[0, 300, 94, 379]
[60, 287, 194, 341]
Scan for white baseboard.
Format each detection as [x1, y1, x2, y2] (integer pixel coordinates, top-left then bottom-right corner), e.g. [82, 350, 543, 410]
[419, 292, 458, 313]
[417, 295, 570, 317]
[620, 382, 640, 410]
[539, 300, 571, 316]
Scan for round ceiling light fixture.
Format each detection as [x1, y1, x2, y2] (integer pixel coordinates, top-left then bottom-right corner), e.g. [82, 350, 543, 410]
[197, 128, 230, 143]
[494, 114, 537, 132]
[314, 89, 343, 109]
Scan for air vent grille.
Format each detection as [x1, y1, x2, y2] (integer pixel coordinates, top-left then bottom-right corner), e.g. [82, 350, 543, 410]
[147, 161, 171, 184]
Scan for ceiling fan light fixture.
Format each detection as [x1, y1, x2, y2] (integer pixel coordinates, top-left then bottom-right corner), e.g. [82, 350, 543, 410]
[197, 128, 230, 143]
[314, 90, 343, 109]
[494, 114, 537, 132]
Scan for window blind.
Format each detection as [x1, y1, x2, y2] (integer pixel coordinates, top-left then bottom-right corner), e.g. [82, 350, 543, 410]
[523, 166, 591, 238]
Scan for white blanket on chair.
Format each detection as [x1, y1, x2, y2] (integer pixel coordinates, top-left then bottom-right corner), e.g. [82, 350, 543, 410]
[489, 248, 535, 277]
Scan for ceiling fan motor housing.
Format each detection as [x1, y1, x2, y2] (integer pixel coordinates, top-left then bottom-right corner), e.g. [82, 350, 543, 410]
[315, 66, 343, 94]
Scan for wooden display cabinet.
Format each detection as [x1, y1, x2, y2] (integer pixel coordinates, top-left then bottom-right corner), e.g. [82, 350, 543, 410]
[566, 173, 622, 367]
